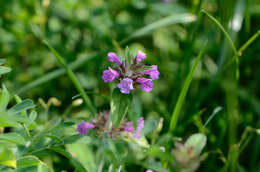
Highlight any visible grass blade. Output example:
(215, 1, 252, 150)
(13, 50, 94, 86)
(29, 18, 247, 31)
(169, 41, 207, 133)
(201, 10, 240, 79)
(15, 52, 98, 95)
(203, 106, 223, 128)
(120, 13, 196, 44)
(43, 40, 96, 116)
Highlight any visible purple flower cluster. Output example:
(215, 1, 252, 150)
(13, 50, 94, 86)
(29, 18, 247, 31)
(76, 112, 145, 140)
(124, 117, 144, 139)
(77, 120, 95, 135)
(102, 50, 159, 94)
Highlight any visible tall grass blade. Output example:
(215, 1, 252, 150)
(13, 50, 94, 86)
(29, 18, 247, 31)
(201, 10, 240, 79)
(169, 41, 207, 133)
(43, 40, 96, 116)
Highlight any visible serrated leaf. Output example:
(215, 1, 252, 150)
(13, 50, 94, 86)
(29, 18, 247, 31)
(0, 66, 11, 75)
(0, 84, 10, 112)
(0, 133, 27, 145)
(184, 133, 207, 156)
(110, 88, 133, 128)
(8, 99, 35, 114)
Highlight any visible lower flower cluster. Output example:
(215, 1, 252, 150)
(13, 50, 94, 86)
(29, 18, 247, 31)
(76, 112, 144, 139)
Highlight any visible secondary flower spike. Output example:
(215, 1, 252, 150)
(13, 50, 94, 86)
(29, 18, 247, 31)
(102, 50, 159, 94)
(77, 121, 95, 135)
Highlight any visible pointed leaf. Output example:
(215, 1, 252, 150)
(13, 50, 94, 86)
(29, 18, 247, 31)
(0, 84, 9, 112)
(8, 99, 35, 114)
(111, 88, 133, 128)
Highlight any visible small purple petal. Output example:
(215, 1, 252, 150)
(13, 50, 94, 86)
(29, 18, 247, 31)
(77, 120, 95, 135)
(141, 65, 159, 80)
(136, 78, 154, 92)
(134, 117, 144, 139)
(108, 52, 122, 66)
(124, 121, 134, 133)
(102, 68, 120, 82)
(136, 50, 146, 62)
(117, 78, 134, 94)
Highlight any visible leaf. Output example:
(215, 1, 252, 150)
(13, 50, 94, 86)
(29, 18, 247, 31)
(50, 146, 87, 172)
(0, 84, 10, 112)
(121, 13, 196, 44)
(0, 133, 27, 145)
(8, 99, 35, 114)
(17, 156, 41, 168)
(110, 88, 133, 128)
(0, 66, 12, 75)
(29, 110, 38, 121)
(0, 146, 16, 168)
(184, 133, 207, 156)
(0, 59, 6, 65)
(169, 41, 207, 133)
(0, 112, 20, 127)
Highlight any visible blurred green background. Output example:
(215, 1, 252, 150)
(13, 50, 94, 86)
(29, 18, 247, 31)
(0, 0, 260, 171)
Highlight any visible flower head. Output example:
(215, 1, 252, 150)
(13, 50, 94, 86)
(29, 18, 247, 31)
(102, 68, 120, 82)
(108, 52, 122, 66)
(136, 78, 154, 92)
(134, 117, 144, 139)
(117, 78, 134, 94)
(124, 121, 134, 133)
(103, 49, 159, 94)
(141, 65, 159, 80)
(136, 50, 146, 62)
(77, 120, 95, 135)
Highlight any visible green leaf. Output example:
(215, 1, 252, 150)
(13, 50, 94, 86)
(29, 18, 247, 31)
(0, 112, 20, 127)
(111, 88, 133, 128)
(50, 146, 87, 172)
(121, 13, 196, 44)
(0, 146, 16, 168)
(0, 59, 6, 65)
(8, 99, 35, 114)
(184, 133, 207, 156)
(0, 66, 12, 75)
(169, 41, 207, 133)
(0, 84, 10, 112)
(0, 133, 27, 145)
(29, 110, 37, 121)
(17, 156, 41, 168)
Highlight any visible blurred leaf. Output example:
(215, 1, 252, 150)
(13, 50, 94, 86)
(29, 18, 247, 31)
(184, 133, 207, 156)
(111, 88, 133, 128)
(121, 13, 196, 44)
(0, 59, 6, 65)
(8, 99, 35, 114)
(0, 84, 9, 112)
(0, 66, 12, 75)
(50, 146, 87, 172)
(17, 156, 42, 168)
(29, 110, 37, 121)
(0, 133, 27, 145)
(0, 146, 16, 168)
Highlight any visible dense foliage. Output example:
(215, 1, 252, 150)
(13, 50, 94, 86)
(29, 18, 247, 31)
(0, 0, 260, 171)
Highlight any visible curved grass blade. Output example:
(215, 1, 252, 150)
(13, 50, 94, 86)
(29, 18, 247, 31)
(15, 52, 98, 95)
(203, 106, 223, 128)
(120, 13, 196, 44)
(43, 40, 96, 116)
(201, 10, 239, 79)
(169, 41, 207, 133)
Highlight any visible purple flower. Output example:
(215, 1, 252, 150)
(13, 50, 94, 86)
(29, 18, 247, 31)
(117, 78, 134, 94)
(108, 52, 122, 66)
(141, 65, 159, 80)
(136, 78, 154, 92)
(146, 170, 153, 172)
(77, 120, 95, 135)
(124, 121, 134, 133)
(134, 117, 144, 139)
(102, 68, 120, 82)
(136, 50, 146, 62)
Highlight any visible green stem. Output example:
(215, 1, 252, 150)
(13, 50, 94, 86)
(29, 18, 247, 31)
(43, 40, 96, 116)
